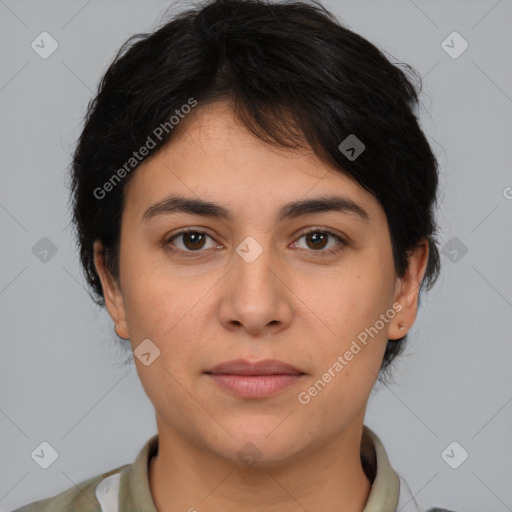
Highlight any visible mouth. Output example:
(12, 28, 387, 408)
(204, 359, 305, 399)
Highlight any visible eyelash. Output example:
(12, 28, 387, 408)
(164, 227, 347, 258)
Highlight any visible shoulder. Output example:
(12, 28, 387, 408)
(9, 464, 129, 512)
(397, 473, 459, 512)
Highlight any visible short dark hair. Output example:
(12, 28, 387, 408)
(68, 0, 441, 379)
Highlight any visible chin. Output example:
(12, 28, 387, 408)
(204, 426, 309, 468)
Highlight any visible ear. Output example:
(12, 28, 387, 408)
(388, 239, 429, 340)
(93, 240, 130, 340)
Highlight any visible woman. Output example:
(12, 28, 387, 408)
(13, 0, 457, 510)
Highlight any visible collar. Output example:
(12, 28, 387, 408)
(360, 426, 423, 511)
(96, 425, 422, 511)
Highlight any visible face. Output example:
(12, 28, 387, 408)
(94, 101, 428, 466)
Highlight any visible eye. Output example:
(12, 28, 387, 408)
(164, 227, 347, 258)
(292, 228, 347, 255)
(165, 229, 219, 256)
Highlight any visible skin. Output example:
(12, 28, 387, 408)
(94, 100, 429, 512)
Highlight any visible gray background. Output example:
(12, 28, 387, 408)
(1, 0, 511, 511)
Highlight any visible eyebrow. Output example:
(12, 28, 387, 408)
(141, 194, 371, 224)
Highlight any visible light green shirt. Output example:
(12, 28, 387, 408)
(11, 425, 450, 512)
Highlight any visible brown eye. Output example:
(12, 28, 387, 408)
(304, 232, 329, 250)
(180, 232, 207, 250)
(294, 229, 347, 255)
(166, 230, 218, 256)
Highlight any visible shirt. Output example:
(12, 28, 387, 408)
(11, 425, 456, 512)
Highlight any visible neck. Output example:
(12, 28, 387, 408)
(149, 418, 372, 512)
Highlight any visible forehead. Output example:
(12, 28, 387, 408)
(122, 101, 385, 225)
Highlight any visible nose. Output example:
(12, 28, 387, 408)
(217, 237, 293, 336)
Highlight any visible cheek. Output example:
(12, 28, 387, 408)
(296, 269, 393, 390)
(120, 256, 217, 365)
(122, 279, 197, 344)
(119, 244, 177, 334)
(297, 264, 392, 338)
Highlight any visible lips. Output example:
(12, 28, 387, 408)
(205, 359, 304, 376)
(204, 359, 305, 399)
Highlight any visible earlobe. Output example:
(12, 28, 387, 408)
(114, 323, 130, 340)
(390, 240, 430, 339)
(93, 240, 130, 339)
